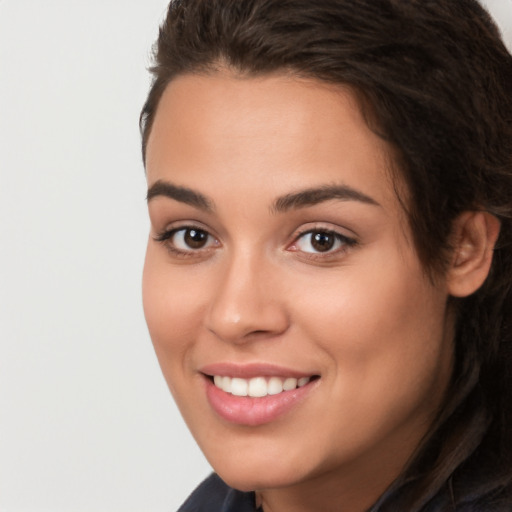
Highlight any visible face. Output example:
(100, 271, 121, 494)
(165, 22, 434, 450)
(143, 72, 454, 504)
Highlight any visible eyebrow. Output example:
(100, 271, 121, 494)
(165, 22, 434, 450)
(272, 184, 380, 212)
(146, 180, 380, 213)
(146, 180, 213, 212)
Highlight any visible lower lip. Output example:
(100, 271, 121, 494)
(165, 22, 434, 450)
(204, 377, 317, 426)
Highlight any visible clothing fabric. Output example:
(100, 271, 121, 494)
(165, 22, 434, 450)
(177, 473, 512, 511)
(177, 473, 261, 512)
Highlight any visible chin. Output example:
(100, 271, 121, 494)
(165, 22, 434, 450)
(206, 443, 317, 492)
(217, 466, 299, 493)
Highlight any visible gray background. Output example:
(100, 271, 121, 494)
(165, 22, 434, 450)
(0, 1, 510, 510)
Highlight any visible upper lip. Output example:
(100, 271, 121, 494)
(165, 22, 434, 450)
(199, 362, 318, 379)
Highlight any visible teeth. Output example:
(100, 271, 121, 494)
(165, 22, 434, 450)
(221, 376, 231, 393)
(298, 377, 309, 387)
(248, 377, 267, 398)
(212, 375, 312, 397)
(267, 377, 283, 395)
(231, 378, 248, 396)
(283, 377, 298, 391)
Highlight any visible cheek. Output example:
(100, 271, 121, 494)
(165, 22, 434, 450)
(303, 242, 445, 354)
(142, 246, 205, 371)
(296, 254, 450, 409)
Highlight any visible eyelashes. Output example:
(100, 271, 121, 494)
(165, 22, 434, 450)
(154, 226, 219, 257)
(154, 224, 357, 260)
(288, 229, 357, 255)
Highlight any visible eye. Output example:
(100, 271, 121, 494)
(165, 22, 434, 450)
(173, 227, 212, 250)
(291, 229, 356, 254)
(155, 226, 219, 254)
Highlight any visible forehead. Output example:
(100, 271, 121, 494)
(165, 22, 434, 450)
(145, 71, 402, 212)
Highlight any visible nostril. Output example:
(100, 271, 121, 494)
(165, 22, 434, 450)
(246, 329, 279, 338)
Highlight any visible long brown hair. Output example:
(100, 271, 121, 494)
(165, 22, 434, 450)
(140, 1, 512, 509)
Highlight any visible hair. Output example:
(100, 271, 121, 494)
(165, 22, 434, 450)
(140, 1, 512, 510)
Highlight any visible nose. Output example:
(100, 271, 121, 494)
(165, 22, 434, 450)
(204, 252, 289, 344)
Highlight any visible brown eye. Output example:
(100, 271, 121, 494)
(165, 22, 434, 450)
(293, 229, 355, 255)
(183, 228, 209, 249)
(310, 232, 336, 252)
(158, 226, 218, 253)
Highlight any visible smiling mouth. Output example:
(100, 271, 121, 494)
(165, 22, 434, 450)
(202, 370, 321, 425)
(208, 375, 320, 398)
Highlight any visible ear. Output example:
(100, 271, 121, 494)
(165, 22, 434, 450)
(447, 211, 500, 297)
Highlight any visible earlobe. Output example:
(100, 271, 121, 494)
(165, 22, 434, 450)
(447, 211, 500, 297)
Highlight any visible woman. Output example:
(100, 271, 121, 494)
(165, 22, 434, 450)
(140, 1, 512, 510)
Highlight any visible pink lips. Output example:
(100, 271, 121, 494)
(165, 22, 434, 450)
(200, 363, 319, 426)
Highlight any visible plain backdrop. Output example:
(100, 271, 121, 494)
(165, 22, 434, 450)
(0, 1, 511, 511)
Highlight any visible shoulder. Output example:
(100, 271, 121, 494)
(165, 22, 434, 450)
(177, 473, 259, 512)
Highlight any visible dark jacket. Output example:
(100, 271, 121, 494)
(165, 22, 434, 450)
(178, 473, 260, 512)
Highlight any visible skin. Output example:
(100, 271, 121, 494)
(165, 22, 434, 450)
(143, 72, 458, 512)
